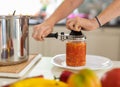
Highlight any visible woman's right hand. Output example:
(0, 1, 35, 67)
(32, 21, 54, 41)
(66, 17, 99, 31)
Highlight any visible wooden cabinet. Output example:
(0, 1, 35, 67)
(29, 25, 120, 60)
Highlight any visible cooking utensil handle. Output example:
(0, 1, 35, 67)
(46, 32, 58, 39)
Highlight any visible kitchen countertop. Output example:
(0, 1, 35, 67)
(29, 23, 120, 27)
(29, 19, 120, 27)
(0, 55, 120, 86)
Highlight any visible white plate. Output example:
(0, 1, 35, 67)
(51, 54, 113, 70)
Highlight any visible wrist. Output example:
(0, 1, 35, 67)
(90, 18, 101, 29)
(95, 16, 102, 27)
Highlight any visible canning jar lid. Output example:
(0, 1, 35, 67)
(68, 35, 86, 41)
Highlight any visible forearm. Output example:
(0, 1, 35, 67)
(97, 0, 120, 26)
(45, 0, 84, 25)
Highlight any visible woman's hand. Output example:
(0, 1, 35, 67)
(32, 21, 54, 41)
(66, 17, 99, 31)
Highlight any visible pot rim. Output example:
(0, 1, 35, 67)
(0, 15, 31, 19)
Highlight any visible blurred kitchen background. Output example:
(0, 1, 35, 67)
(0, 0, 120, 60)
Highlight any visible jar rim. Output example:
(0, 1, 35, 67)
(68, 35, 86, 41)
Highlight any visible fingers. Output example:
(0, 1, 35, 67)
(66, 19, 75, 30)
(32, 25, 44, 41)
(74, 23, 81, 31)
(32, 23, 53, 41)
(66, 17, 81, 31)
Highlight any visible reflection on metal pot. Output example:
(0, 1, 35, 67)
(0, 15, 29, 66)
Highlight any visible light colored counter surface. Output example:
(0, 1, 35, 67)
(0, 56, 120, 86)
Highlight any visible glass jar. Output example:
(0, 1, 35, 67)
(66, 35, 86, 66)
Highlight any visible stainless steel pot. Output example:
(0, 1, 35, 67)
(0, 15, 29, 66)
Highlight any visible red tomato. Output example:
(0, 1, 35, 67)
(101, 68, 120, 87)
